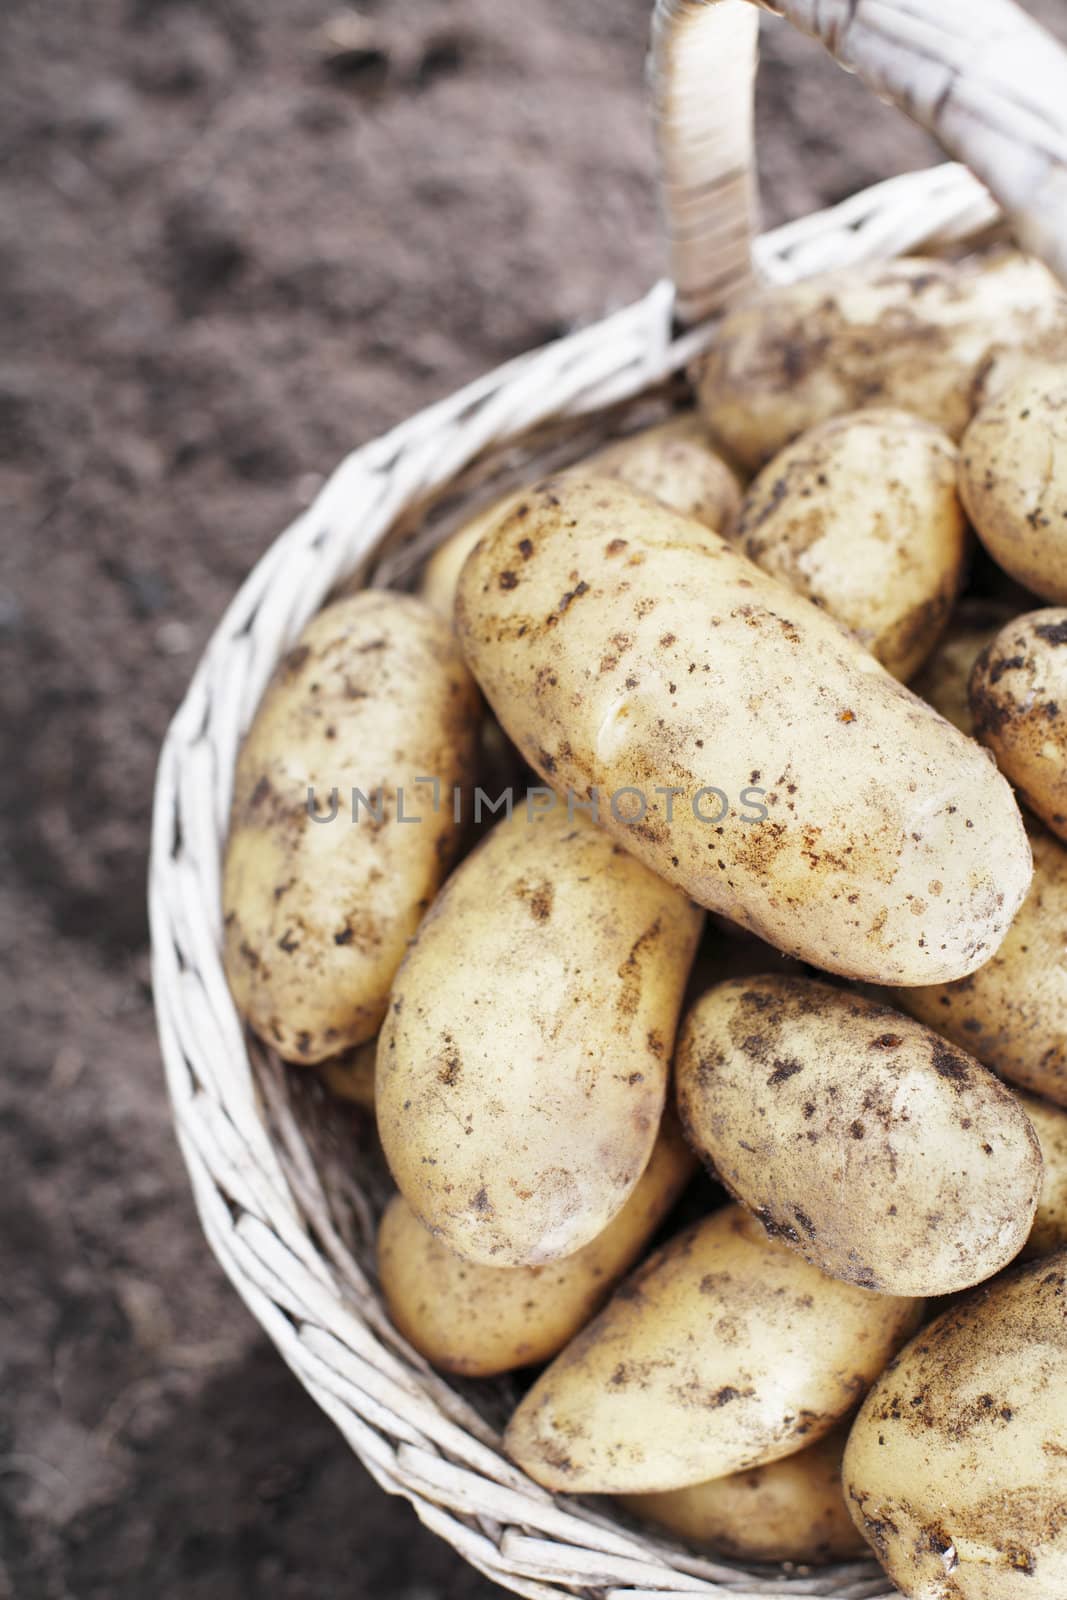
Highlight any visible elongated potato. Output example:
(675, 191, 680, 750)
(675, 975, 1041, 1296)
(456, 475, 1031, 986)
(734, 410, 967, 681)
(961, 371, 1067, 605)
(1018, 1093, 1067, 1261)
(505, 1204, 922, 1495)
(420, 415, 740, 622)
(911, 600, 1016, 736)
(897, 820, 1067, 1106)
(223, 592, 479, 1062)
(971, 608, 1067, 842)
(843, 1252, 1067, 1598)
(378, 1115, 696, 1376)
(617, 1425, 867, 1565)
(695, 252, 1067, 471)
(376, 806, 703, 1267)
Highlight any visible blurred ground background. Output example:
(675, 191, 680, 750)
(2, 2, 1065, 1596)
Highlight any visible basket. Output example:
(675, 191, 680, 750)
(149, 3, 1067, 1596)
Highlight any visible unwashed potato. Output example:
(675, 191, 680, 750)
(376, 806, 703, 1267)
(961, 371, 1067, 604)
(910, 600, 1016, 735)
(617, 1425, 867, 1566)
(675, 975, 1041, 1296)
(223, 592, 479, 1063)
(1017, 1093, 1067, 1261)
(505, 1203, 922, 1495)
(897, 820, 1067, 1107)
(316, 1037, 377, 1110)
(970, 608, 1067, 843)
(377, 1114, 696, 1377)
(455, 475, 1031, 986)
(695, 251, 1067, 472)
(734, 409, 967, 681)
(419, 414, 740, 621)
(843, 1251, 1067, 1598)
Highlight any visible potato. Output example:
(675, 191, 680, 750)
(675, 975, 1041, 1296)
(734, 410, 967, 681)
(455, 474, 1032, 986)
(222, 592, 479, 1063)
(695, 252, 1067, 471)
(1018, 1093, 1067, 1261)
(961, 371, 1067, 605)
(911, 600, 1016, 736)
(897, 820, 1067, 1107)
(843, 1251, 1067, 1598)
(376, 806, 703, 1266)
(504, 1203, 921, 1494)
(970, 608, 1067, 843)
(420, 415, 740, 623)
(315, 1038, 377, 1110)
(377, 1114, 696, 1376)
(617, 1425, 867, 1565)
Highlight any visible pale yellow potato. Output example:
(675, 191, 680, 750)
(734, 409, 967, 681)
(910, 600, 1016, 736)
(377, 1115, 696, 1376)
(223, 592, 479, 1063)
(455, 475, 1032, 987)
(843, 1251, 1067, 1598)
(505, 1203, 921, 1495)
(315, 1038, 377, 1110)
(897, 820, 1067, 1107)
(675, 975, 1041, 1296)
(961, 372, 1067, 605)
(617, 1425, 867, 1565)
(695, 252, 1067, 472)
(420, 415, 740, 623)
(1017, 1093, 1067, 1261)
(970, 608, 1067, 843)
(376, 806, 703, 1267)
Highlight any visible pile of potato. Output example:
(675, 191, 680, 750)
(222, 249, 1067, 1598)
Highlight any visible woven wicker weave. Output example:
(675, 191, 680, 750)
(150, 2, 1067, 1595)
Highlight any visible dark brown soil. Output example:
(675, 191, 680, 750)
(2, 1, 1064, 1595)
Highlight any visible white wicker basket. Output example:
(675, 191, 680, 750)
(150, 3, 1067, 1596)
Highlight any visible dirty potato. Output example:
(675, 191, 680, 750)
(911, 600, 1016, 735)
(455, 475, 1031, 987)
(695, 252, 1067, 472)
(376, 806, 703, 1267)
(222, 592, 479, 1063)
(675, 975, 1041, 1296)
(377, 1114, 696, 1376)
(504, 1203, 921, 1494)
(734, 410, 967, 681)
(970, 608, 1067, 843)
(1017, 1093, 1067, 1261)
(617, 1425, 866, 1565)
(420, 414, 740, 623)
(897, 820, 1067, 1107)
(843, 1252, 1067, 1598)
(961, 371, 1067, 604)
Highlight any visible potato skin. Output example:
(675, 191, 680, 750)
(735, 409, 967, 681)
(377, 1115, 696, 1377)
(961, 372, 1067, 605)
(455, 474, 1031, 986)
(695, 252, 1067, 472)
(504, 1204, 922, 1495)
(315, 1038, 377, 1110)
(843, 1252, 1067, 1598)
(1017, 1093, 1067, 1261)
(675, 975, 1041, 1296)
(897, 820, 1067, 1107)
(222, 592, 479, 1063)
(911, 600, 1016, 736)
(617, 1425, 867, 1565)
(419, 415, 740, 622)
(376, 807, 703, 1267)
(970, 608, 1067, 843)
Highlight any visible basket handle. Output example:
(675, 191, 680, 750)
(651, 0, 1067, 323)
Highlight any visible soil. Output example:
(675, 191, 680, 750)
(2, 1, 1064, 1596)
